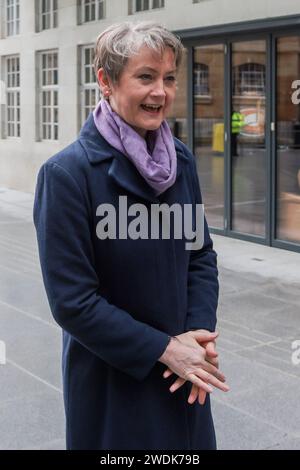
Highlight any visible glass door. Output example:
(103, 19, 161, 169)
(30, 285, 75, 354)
(193, 44, 225, 229)
(276, 36, 300, 244)
(190, 34, 300, 251)
(231, 40, 267, 237)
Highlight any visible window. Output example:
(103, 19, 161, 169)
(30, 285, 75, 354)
(38, 51, 58, 140)
(80, 45, 100, 126)
(152, 0, 164, 7)
(130, 0, 164, 13)
(38, 0, 58, 31)
(136, 0, 149, 10)
(5, 55, 20, 137)
(233, 63, 266, 96)
(6, 0, 20, 36)
(194, 63, 209, 96)
(79, 0, 105, 23)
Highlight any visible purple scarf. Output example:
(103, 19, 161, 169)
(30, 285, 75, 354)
(93, 99, 177, 196)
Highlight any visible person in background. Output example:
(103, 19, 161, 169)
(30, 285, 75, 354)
(231, 110, 245, 156)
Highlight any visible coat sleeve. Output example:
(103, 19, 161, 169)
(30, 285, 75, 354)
(184, 152, 219, 333)
(33, 161, 170, 382)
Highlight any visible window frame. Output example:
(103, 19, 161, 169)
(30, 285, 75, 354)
(37, 50, 59, 141)
(4, 54, 21, 139)
(79, 0, 105, 24)
(5, 0, 20, 37)
(79, 45, 100, 128)
(193, 62, 210, 96)
(130, 0, 164, 14)
(234, 62, 266, 97)
(37, 0, 58, 32)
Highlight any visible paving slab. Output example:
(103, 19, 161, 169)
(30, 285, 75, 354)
(1, 187, 300, 450)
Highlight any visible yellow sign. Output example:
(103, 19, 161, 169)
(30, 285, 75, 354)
(212, 122, 224, 152)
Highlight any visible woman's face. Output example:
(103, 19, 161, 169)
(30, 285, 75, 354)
(99, 46, 177, 138)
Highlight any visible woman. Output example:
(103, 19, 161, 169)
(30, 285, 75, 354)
(33, 21, 229, 450)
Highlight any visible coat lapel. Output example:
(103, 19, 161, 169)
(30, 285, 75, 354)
(79, 113, 189, 203)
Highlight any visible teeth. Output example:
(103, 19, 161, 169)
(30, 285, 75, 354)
(142, 104, 161, 109)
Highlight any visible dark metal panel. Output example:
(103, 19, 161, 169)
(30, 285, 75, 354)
(271, 34, 277, 245)
(175, 14, 300, 41)
(187, 45, 194, 153)
(225, 40, 231, 234)
(210, 227, 267, 246)
(265, 33, 272, 246)
(272, 239, 300, 253)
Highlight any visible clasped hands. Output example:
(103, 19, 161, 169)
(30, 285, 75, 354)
(159, 330, 229, 405)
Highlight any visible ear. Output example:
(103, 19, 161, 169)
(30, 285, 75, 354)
(97, 68, 109, 88)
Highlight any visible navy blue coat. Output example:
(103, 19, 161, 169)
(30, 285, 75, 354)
(33, 113, 219, 450)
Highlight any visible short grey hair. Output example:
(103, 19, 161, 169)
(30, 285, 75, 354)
(93, 21, 184, 84)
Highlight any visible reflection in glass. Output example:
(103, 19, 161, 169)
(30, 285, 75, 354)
(167, 48, 187, 144)
(276, 36, 300, 243)
(231, 40, 266, 236)
(193, 44, 225, 229)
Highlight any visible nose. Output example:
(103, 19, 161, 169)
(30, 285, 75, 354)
(150, 80, 167, 100)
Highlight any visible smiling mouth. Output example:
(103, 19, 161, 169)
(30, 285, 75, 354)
(140, 104, 163, 114)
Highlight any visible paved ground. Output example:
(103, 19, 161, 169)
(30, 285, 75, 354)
(0, 186, 300, 450)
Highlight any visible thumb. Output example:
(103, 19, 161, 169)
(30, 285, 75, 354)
(191, 330, 219, 343)
(205, 341, 218, 357)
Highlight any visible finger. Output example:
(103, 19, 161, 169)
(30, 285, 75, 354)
(202, 341, 218, 356)
(192, 331, 219, 343)
(185, 373, 213, 394)
(188, 384, 199, 405)
(196, 368, 229, 392)
(202, 360, 226, 382)
(206, 356, 219, 368)
(163, 369, 173, 379)
(198, 388, 207, 406)
(203, 343, 219, 366)
(205, 351, 219, 365)
(206, 341, 219, 358)
(169, 377, 186, 393)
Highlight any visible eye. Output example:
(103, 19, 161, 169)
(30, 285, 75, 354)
(139, 74, 152, 81)
(165, 76, 176, 82)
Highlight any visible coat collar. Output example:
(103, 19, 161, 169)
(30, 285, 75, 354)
(79, 113, 189, 202)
